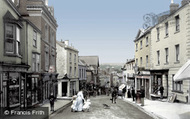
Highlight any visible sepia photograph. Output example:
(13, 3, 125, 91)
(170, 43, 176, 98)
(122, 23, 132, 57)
(0, 0, 190, 119)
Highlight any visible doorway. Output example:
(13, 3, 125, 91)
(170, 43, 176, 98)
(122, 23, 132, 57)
(62, 82, 67, 96)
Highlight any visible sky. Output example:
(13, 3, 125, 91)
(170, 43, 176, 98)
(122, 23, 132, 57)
(48, 0, 182, 64)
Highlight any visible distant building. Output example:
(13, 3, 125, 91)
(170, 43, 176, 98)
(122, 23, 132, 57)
(121, 59, 135, 90)
(79, 56, 100, 88)
(78, 59, 87, 90)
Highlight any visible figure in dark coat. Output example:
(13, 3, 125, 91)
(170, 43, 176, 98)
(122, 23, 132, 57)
(49, 93, 55, 111)
(131, 87, 135, 101)
(140, 86, 145, 106)
(111, 88, 118, 103)
(159, 86, 164, 99)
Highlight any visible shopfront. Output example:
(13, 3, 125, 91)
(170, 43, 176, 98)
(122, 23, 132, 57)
(0, 64, 28, 109)
(26, 73, 42, 108)
(150, 70, 169, 99)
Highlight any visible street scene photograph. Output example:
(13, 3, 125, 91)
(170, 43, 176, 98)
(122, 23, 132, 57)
(0, 0, 190, 119)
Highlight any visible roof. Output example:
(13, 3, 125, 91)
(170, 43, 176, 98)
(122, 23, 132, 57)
(79, 56, 99, 67)
(78, 59, 87, 66)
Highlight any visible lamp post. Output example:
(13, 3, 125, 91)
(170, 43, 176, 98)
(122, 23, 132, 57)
(134, 63, 138, 93)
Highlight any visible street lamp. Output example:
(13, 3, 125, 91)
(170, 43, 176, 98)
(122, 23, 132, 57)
(134, 63, 138, 93)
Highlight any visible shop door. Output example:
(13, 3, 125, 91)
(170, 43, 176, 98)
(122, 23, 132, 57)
(62, 82, 67, 96)
(146, 80, 149, 99)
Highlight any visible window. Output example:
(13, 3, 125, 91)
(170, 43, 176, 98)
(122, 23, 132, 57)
(51, 49, 55, 67)
(157, 50, 160, 65)
(69, 66, 72, 77)
(146, 37, 149, 46)
(32, 53, 40, 72)
(172, 75, 183, 92)
(175, 15, 180, 31)
(175, 44, 180, 62)
(165, 48, 169, 64)
(146, 55, 148, 67)
(74, 54, 76, 63)
(45, 45, 49, 71)
(157, 27, 160, 41)
(52, 31, 55, 47)
(140, 57, 142, 66)
(5, 23, 21, 55)
(165, 22, 169, 36)
(136, 59, 138, 66)
(45, 25, 49, 42)
(74, 67, 76, 77)
(69, 53, 72, 63)
(136, 43, 138, 51)
(140, 41, 142, 49)
(33, 30, 37, 47)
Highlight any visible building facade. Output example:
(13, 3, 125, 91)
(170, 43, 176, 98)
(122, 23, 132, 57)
(150, 1, 190, 103)
(134, 0, 190, 103)
(78, 59, 87, 90)
(122, 59, 135, 90)
(17, 0, 58, 101)
(56, 40, 79, 97)
(134, 28, 152, 99)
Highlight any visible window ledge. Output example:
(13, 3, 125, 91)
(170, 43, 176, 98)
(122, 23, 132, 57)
(5, 53, 22, 58)
(171, 90, 183, 94)
(156, 40, 160, 42)
(164, 62, 169, 65)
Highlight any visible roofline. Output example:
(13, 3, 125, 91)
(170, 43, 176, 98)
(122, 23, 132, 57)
(6, 0, 21, 16)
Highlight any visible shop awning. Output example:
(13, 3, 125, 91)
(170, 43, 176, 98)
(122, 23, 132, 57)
(119, 84, 126, 90)
(174, 60, 190, 81)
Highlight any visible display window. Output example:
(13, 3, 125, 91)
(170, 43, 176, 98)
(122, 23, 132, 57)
(9, 73, 20, 107)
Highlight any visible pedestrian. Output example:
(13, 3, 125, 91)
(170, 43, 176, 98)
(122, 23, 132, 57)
(131, 87, 135, 101)
(127, 89, 131, 98)
(111, 87, 118, 103)
(159, 85, 164, 99)
(49, 93, 55, 112)
(122, 86, 126, 98)
(73, 89, 85, 112)
(140, 86, 145, 106)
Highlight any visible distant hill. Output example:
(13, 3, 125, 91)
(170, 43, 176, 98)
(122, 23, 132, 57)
(100, 63, 124, 72)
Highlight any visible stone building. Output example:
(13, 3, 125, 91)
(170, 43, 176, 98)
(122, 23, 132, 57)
(56, 40, 79, 97)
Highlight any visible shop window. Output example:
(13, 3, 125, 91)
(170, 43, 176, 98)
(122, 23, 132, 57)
(9, 73, 20, 107)
(172, 75, 183, 92)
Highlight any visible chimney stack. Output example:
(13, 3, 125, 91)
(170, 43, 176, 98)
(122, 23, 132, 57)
(181, 0, 190, 6)
(170, 0, 179, 14)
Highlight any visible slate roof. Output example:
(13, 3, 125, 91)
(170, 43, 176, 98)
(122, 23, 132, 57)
(79, 56, 99, 67)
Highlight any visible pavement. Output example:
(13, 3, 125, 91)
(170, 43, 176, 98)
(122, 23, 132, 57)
(39, 96, 190, 119)
(123, 97, 190, 119)
(40, 97, 72, 117)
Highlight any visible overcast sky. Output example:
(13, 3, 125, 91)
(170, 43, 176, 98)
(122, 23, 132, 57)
(49, 0, 182, 64)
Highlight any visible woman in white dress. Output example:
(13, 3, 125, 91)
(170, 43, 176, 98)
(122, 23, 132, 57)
(74, 90, 84, 111)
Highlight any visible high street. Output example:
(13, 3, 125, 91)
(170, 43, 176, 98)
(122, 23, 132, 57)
(50, 95, 154, 119)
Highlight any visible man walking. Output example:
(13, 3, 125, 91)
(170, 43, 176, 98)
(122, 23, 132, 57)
(122, 86, 126, 99)
(140, 86, 145, 106)
(159, 85, 164, 99)
(131, 87, 135, 101)
(49, 93, 55, 112)
(111, 88, 118, 103)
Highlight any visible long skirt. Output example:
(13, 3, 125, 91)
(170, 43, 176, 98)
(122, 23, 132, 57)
(74, 97, 83, 111)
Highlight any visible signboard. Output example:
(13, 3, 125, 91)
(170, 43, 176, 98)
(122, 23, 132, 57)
(49, 65, 55, 73)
